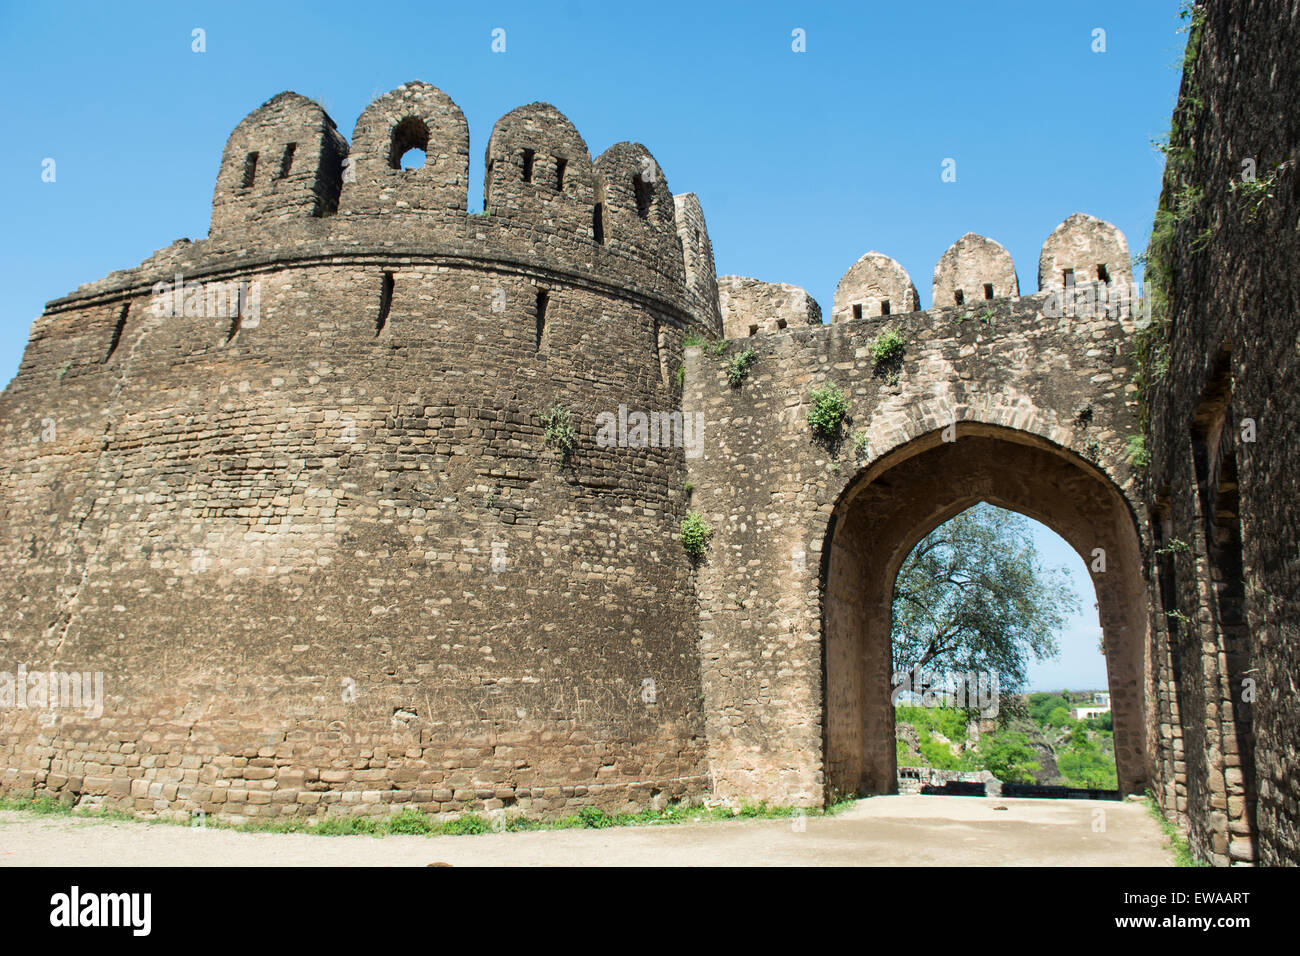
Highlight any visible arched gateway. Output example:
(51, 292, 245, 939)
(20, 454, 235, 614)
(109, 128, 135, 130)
(686, 223, 1151, 807)
(822, 423, 1148, 798)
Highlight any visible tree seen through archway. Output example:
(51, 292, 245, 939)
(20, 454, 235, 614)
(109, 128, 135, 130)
(891, 502, 1119, 789)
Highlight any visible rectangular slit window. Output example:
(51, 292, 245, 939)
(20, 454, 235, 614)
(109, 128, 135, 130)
(555, 157, 567, 191)
(535, 290, 549, 351)
(954, 290, 964, 305)
(1063, 268, 1075, 287)
(278, 143, 297, 179)
(105, 302, 129, 361)
(633, 176, 652, 218)
(1097, 264, 1110, 282)
(880, 300, 891, 315)
(376, 272, 394, 336)
(983, 283, 994, 299)
(776, 318, 787, 330)
(749, 324, 759, 336)
(852, 304, 863, 320)
(241, 151, 259, 189)
(653, 322, 669, 386)
(593, 203, 604, 244)
(226, 282, 249, 343)
(522, 149, 535, 183)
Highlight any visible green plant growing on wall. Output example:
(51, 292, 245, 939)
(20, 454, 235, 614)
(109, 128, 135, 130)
(869, 328, 905, 367)
(1125, 433, 1150, 469)
(870, 328, 906, 387)
(1132, 0, 1210, 443)
(853, 429, 870, 459)
(680, 510, 713, 560)
(673, 363, 685, 389)
(682, 331, 706, 347)
(1156, 538, 1190, 556)
(539, 403, 577, 456)
(706, 339, 730, 357)
(725, 348, 757, 387)
(807, 382, 848, 441)
(1229, 160, 1293, 221)
(1145, 793, 1205, 867)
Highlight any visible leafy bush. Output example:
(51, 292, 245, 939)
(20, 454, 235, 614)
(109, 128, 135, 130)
(853, 429, 870, 459)
(680, 511, 713, 559)
(578, 806, 615, 828)
(916, 730, 974, 771)
(1058, 735, 1118, 789)
(1046, 705, 1073, 727)
(386, 808, 436, 834)
(539, 403, 577, 455)
(1027, 693, 1070, 724)
(440, 812, 492, 835)
(725, 348, 757, 387)
(807, 382, 848, 439)
(977, 730, 1041, 784)
(1086, 711, 1114, 732)
(895, 704, 969, 743)
(1125, 433, 1150, 469)
(869, 328, 905, 368)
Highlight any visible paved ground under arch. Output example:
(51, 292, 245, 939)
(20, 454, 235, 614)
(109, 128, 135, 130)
(0, 795, 1173, 866)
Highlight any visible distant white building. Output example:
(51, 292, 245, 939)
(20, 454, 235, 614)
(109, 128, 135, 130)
(1072, 692, 1111, 720)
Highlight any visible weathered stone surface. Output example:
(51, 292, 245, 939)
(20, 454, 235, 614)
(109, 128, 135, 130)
(684, 287, 1147, 807)
(0, 80, 713, 825)
(210, 92, 349, 237)
(1038, 213, 1132, 297)
(932, 233, 1019, 307)
(832, 252, 919, 322)
(1, 21, 1297, 868)
(717, 276, 821, 338)
(1141, 1, 1300, 867)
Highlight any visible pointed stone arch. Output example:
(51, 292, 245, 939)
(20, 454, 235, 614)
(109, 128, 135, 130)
(821, 422, 1150, 799)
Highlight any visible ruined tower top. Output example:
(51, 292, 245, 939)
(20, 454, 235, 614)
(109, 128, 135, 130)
(51, 80, 723, 339)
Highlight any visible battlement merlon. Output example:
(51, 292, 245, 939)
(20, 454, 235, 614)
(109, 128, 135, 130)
(43, 81, 722, 334)
(719, 276, 821, 339)
(729, 214, 1133, 337)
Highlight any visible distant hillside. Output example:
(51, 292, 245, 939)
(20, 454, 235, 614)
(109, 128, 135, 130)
(895, 690, 1117, 788)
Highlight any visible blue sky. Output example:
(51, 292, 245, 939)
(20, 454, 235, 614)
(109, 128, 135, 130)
(0, 0, 1187, 384)
(0, 1, 1186, 688)
(1025, 524, 1107, 693)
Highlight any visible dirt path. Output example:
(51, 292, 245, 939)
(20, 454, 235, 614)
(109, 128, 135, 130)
(0, 795, 1173, 866)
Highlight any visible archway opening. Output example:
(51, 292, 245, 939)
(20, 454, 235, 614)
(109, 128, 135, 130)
(821, 424, 1149, 801)
(890, 502, 1119, 794)
(389, 116, 430, 170)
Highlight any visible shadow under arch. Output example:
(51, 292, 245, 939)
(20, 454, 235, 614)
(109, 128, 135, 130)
(820, 422, 1150, 800)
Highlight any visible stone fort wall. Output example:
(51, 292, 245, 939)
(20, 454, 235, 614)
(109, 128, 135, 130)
(0, 82, 720, 821)
(1143, 1, 1299, 866)
(1, 12, 1298, 867)
(683, 247, 1148, 808)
